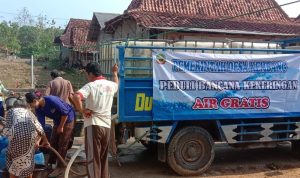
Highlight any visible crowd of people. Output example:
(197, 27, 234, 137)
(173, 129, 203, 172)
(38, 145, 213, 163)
(0, 62, 119, 178)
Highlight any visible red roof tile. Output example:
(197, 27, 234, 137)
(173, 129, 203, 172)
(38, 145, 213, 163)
(127, 0, 290, 23)
(105, 11, 300, 36)
(104, 0, 300, 36)
(72, 28, 97, 52)
(59, 18, 96, 52)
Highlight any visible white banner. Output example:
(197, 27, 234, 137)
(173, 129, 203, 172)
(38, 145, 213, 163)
(153, 51, 300, 120)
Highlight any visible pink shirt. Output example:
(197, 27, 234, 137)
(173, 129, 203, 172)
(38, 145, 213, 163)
(45, 77, 74, 105)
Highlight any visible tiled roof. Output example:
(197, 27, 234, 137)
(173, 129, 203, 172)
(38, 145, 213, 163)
(72, 28, 97, 52)
(127, 11, 300, 35)
(87, 12, 120, 41)
(58, 18, 96, 52)
(105, 0, 300, 36)
(94, 12, 120, 30)
(127, 0, 290, 23)
(59, 19, 91, 47)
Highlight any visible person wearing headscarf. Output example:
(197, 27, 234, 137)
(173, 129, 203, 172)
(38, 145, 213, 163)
(2, 98, 49, 178)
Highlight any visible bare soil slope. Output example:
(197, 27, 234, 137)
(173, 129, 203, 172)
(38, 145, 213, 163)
(0, 58, 32, 88)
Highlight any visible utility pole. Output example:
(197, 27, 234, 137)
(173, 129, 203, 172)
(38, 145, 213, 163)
(31, 55, 34, 88)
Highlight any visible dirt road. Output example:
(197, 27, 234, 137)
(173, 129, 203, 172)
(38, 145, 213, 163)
(109, 142, 300, 178)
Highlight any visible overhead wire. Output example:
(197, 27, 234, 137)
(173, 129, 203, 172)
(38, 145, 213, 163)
(0, 10, 69, 21)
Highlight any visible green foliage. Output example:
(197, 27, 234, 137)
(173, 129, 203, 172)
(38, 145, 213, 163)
(0, 21, 21, 53)
(17, 25, 38, 57)
(35, 59, 87, 90)
(0, 7, 63, 59)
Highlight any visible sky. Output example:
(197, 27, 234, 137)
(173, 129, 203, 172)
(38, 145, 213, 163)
(0, 0, 133, 27)
(0, 0, 299, 27)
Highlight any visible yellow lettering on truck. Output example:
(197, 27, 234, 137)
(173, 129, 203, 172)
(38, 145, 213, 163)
(135, 93, 153, 111)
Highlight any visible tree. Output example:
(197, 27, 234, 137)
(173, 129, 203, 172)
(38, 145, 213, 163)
(7, 22, 21, 53)
(0, 21, 10, 45)
(15, 7, 34, 26)
(0, 21, 20, 53)
(17, 25, 38, 57)
(34, 15, 63, 59)
(0, 7, 63, 59)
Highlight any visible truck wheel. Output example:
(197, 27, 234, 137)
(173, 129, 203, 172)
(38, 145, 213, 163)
(167, 127, 214, 176)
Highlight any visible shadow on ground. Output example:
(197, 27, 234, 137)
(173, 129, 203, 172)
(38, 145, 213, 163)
(109, 142, 300, 178)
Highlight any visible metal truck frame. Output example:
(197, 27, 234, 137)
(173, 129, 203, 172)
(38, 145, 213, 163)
(107, 40, 300, 176)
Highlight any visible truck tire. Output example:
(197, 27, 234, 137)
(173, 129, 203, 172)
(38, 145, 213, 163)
(167, 126, 214, 176)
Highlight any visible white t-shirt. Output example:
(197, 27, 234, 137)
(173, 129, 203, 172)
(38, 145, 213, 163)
(78, 78, 118, 128)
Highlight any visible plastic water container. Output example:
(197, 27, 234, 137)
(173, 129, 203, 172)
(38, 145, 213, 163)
(0, 137, 8, 152)
(34, 151, 45, 166)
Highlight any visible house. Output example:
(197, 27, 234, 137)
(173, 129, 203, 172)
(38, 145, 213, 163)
(54, 18, 97, 67)
(87, 12, 120, 64)
(103, 0, 300, 42)
(87, 12, 120, 42)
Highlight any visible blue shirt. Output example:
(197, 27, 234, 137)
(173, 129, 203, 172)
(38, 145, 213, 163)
(36, 96, 75, 128)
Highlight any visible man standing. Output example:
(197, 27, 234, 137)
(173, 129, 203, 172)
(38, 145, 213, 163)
(45, 69, 74, 105)
(72, 62, 118, 178)
(45, 69, 75, 153)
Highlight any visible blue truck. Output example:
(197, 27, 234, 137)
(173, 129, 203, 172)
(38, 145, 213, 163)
(101, 39, 300, 176)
